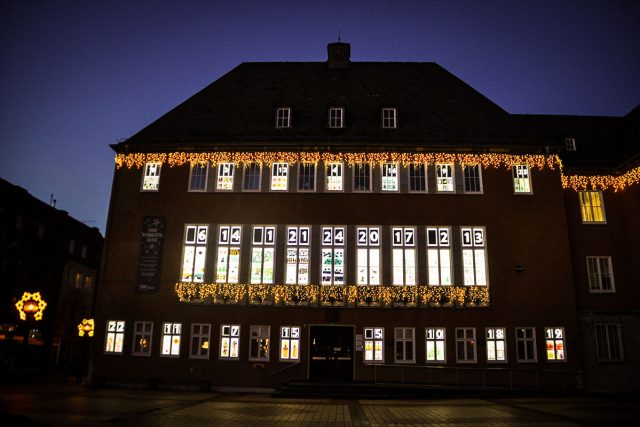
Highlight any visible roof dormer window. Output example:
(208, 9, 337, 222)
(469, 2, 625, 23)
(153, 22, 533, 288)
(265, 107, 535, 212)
(381, 108, 397, 129)
(328, 107, 344, 128)
(565, 138, 576, 151)
(275, 107, 291, 128)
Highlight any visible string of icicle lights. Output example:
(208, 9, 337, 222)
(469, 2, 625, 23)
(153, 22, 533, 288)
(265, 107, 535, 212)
(114, 151, 640, 192)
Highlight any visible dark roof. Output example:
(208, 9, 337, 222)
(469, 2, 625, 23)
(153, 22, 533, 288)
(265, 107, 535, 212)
(114, 62, 549, 152)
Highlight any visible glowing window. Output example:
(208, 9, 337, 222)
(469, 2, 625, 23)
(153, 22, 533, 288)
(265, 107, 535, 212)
(220, 324, 240, 360)
(381, 163, 399, 191)
(141, 162, 161, 191)
(394, 327, 415, 363)
(381, 108, 397, 128)
(427, 227, 452, 285)
(190, 323, 211, 360)
(271, 162, 289, 191)
(132, 321, 153, 357)
(161, 322, 181, 357)
(463, 165, 482, 193)
(461, 227, 487, 286)
(216, 225, 242, 283)
(280, 326, 300, 361)
(486, 327, 507, 362)
(425, 327, 446, 362)
(321, 226, 345, 285)
(436, 163, 454, 192)
(356, 227, 381, 285)
(545, 327, 566, 361)
(188, 163, 208, 191)
(353, 163, 371, 192)
(249, 325, 270, 361)
(181, 225, 208, 283)
(516, 327, 537, 362)
(250, 226, 276, 284)
(216, 163, 234, 191)
(455, 327, 476, 363)
(512, 165, 532, 193)
(579, 191, 606, 223)
(391, 227, 416, 285)
(286, 226, 310, 285)
(364, 327, 384, 363)
(104, 320, 125, 354)
(275, 107, 291, 128)
(328, 107, 344, 128)
(325, 162, 343, 191)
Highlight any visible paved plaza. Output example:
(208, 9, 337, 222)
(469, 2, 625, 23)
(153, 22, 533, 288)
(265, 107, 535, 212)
(0, 380, 638, 426)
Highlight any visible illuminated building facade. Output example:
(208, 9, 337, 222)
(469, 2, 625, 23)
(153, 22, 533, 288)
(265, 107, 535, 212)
(93, 43, 639, 392)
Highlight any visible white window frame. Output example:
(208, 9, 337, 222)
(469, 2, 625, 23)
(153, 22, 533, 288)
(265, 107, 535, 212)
(436, 163, 454, 192)
(280, 326, 301, 361)
(285, 226, 311, 285)
(180, 225, 208, 283)
(189, 323, 211, 360)
(275, 107, 292, 128)
(381, 162, 399, 192)
(381, 107, 397, 129)
(325, 162, 344, 191)
(364, 327, 384, 363)
(328, 107, 344, 128)
(141, 162, 161, 191)
(587, 256, 615, 292)
(544, 327, 567, 362)
(297, 163, 316, 192)
(132, 321, 153, 357)
(565, 137, 576, 151)
(594, 323, 624, 362)
(427, 227, 452, 286)
(249, 325, 270, 361)
(219, 324, 240, 360)
(250, 226, 276, 284)
(391, 227, 416, 285)
(270, 162, 289, 191)
(353, 163, 372, 192)
(104, 320, 125, 355)
(161, 322, 182, 358)
(485, 327, 507, 363)
(455, 327, 477, 363)
(425, 327, 446, 363)
(408, 163, 428, 193)
(216, 225, 242, 283)
(394, 327, 415, 363)
(188, 162, 209, 192)
(321, 226, 346, 285)
(242, 162, 262, 192)
(579, 191, 606, 223)
(462, 164, 483, 193)
(512, 164, 532, 194)
(216, 163, 235, 191)
(515, 327, 537, 362)
(356, 226, 381, 285)
(461, 227, 487, 286)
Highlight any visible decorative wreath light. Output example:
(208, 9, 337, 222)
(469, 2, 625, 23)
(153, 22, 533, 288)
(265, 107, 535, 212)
(115, 151, 640, 192)
(77, 318, 95, 337)
(15, 292, 47, 321)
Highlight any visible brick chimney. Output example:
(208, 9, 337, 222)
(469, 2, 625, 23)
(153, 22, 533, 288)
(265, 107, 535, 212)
(327, 42, 350, 69)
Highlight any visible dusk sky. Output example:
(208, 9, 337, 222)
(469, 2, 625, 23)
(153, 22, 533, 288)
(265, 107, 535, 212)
(1, 1, 639, 234)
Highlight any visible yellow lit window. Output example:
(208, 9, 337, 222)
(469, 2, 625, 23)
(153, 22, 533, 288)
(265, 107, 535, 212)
(579, 191, 605, 223)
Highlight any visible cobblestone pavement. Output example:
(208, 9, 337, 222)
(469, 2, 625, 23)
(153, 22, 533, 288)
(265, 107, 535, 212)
(1, 381, 638, 426)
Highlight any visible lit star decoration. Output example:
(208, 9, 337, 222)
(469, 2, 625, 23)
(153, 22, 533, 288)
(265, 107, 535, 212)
(115, 151, 640, 192)
(77, 318, 95, 337)
(15, 292, 47, 321)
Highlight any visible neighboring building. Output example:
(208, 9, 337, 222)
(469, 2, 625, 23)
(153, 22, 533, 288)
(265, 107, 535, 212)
(0, 177, 104, 371)
(92, 43, 639, 393)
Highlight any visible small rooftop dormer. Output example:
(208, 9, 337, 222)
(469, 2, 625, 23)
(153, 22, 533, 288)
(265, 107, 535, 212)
(327, 41, 350, 69)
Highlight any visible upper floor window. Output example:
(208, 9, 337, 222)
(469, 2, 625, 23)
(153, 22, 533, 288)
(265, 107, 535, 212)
(216, 163, 234, 191)
(436, 163, 454, 192)
(463, 165, 482, 193)
(250, 226, 275, 284)
(271, 163, 289, 191)
(512, 165, 532, 194)
(427, 227, 452, 285)
(321, 226, 346, 285)
(356, 226, 381, 285)
(409, 163, 427, 192)
(325, 162, 343, 191)
(587, 256, 615, 292)
(328, 107, 344, 128)
(216, 225, 242, 283)
(141, 162, 161, 191)
(565, 138, 576, 151)
(180, 225, 208, 283)
(275, 107, 291, 128)
(579, 191, 606, 223)
(189, 162, 208, 191)
(243, 162, 262, 191)
(594, 323, 623, 362)
(381, 163, 399, 191)
(391, 227, 416, 285)
(286, 226, 310, 285)
(353, 163, 371, 192)
(461, 227, 487, 286)
(381, 108, 397, 129)
(298, 163, 316, 191)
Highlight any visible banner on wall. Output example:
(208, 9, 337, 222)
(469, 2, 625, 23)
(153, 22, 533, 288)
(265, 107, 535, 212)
(136, 216, 165, 293)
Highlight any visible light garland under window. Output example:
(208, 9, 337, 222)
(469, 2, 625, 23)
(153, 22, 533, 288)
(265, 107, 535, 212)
(115, 151, 640, 192)
(174, 283, 490, 307)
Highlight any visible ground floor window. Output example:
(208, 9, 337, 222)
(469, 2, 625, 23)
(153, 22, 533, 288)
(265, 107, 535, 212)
(516, 327, 536, 362)
(394, 327, 415, 363)
(594, 323, 623, 362)
(104, 320, 125, 354)
(280, 326, 300, 361)
(425, 327, 446, 362)
(364, 327, 384, 363)
(220, 324, 240, 360)
(249, 325, 270, 361)
(545, 327, 566, 361)
(161, 322, 181, 357)
(456, 327, 476, 362)
(132, 321, 153, 357)
(485, 327, 506, 362)
(190, 323, 211, 359)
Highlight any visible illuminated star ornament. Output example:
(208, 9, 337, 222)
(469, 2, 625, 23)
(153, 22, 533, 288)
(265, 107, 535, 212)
(78, 318, 95, 337)
(15, 292, 47, 321)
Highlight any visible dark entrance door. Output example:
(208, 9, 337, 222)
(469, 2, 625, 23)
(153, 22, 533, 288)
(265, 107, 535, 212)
(309, 325, 354, 382)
